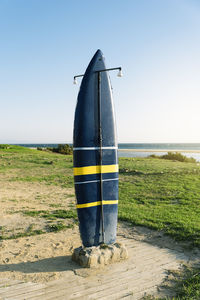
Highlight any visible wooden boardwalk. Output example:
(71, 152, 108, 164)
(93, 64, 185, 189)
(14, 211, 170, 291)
(0, 236, 189, 300)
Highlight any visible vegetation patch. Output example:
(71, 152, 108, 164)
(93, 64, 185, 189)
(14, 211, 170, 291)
(0, 229, 45, 240)
(144, 265, 200, 300)
(0, 144, 10, 149)
(46, 221, 74, 232)
(23, 209, 77, 220)
(149, 152, 197, 163)
(0, 144, 34, 152)
(49, 203, 62, 208)
(171, 265, 200, 299)
(43, 144, 73, 155)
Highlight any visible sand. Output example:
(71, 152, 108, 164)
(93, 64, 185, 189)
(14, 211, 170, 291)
(119, 149, 200, 153)
(0, 180, 79, 283)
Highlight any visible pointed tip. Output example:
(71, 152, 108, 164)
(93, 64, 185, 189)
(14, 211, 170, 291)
(88, 49, 104, 64)
(83, 49, 105, 76)
(95, 49, 103, 56)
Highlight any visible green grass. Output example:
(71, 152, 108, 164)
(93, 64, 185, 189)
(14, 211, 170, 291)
(1, 144, 200, 298)
(12, 174, 73, 188)
(1, 145, 199, 246)
(47, 222, 74, 232)
(49, 203, 62, 208)
(118, 157, 200, 247)
(0, 229, 45, 240)
(0, 144, 74, 187)
(171, 265, 200, 300)
(23, 209, 77, 220)
(144, 265, 200, 300)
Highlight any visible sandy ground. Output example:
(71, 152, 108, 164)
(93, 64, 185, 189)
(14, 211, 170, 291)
(1, 220, 200, 285)
(0, 181, 74, 214)
(0, 181, 79, 283)
(0, 228, 81, 283)
(0, 180, 200, 297)
(119, 149, 200, 153)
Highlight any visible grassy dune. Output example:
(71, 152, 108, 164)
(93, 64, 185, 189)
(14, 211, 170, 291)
(0, 145, 200, 298)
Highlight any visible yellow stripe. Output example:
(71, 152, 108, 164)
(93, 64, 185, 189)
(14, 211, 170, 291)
(74, 164, 118, 176)
(76, 200, 118, 209)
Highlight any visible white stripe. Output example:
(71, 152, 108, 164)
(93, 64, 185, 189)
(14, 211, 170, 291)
(103, 178, 119, 182)
(73, 146, 118, 151)
(75, 178, 118, 185)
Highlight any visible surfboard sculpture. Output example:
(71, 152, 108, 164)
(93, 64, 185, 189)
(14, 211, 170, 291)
(73, 49, 120, 247)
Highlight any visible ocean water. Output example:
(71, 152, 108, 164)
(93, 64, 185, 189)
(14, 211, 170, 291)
(118, 143, 200, 161)
(118, 150, 200, 162)
(15, 143, 200, 162)
(118, 143, 200, 151)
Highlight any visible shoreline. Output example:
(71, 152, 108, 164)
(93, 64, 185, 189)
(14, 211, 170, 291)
(119, 149, 200, 153)
(21, 146, 200, 154)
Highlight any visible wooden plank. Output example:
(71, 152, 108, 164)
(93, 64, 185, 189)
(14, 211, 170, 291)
(26, 246, 181, 300)
(0, 283, 45, 299)
(0, 279, 14, 284)
(45, 276, 83, 289)
(32, 278, 85, 300)
(82, 274, 163, 300)
(69, 271, 163, 299)
(5, 287, 47, 300)
(29, 267, 164, 300)
(0, 237, 186, 300)
(0, 281, 22, 289)
(0, 283, 38, 295)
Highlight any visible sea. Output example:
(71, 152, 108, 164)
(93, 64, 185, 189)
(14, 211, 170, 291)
(16, 143, 200, 162)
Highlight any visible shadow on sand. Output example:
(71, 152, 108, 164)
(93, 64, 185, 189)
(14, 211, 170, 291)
(0, 255, 81, 274)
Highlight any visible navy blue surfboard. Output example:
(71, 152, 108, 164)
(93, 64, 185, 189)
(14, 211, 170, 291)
(73, 49, 118, 247)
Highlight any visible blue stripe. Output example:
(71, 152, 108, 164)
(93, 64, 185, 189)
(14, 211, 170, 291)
(73, 149, 118, 168)
(75, 180, 118, 205)
(77, 204, 118, 247)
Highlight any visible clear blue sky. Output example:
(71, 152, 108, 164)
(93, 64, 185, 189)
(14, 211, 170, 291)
(0, 0, 200, 143)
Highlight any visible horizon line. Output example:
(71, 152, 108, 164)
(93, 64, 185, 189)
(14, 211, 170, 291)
(1, 142, 200, 145)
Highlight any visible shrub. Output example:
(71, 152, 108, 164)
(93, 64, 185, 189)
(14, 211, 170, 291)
(149, 152, 196, 163)
(52, 144, 73, 155)
(0, 144, 9, 149)
(162, 152, 196, 163)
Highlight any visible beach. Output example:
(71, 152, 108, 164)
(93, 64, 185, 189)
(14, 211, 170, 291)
(119, 149, 200, 153)
(118, 148, 200, 162)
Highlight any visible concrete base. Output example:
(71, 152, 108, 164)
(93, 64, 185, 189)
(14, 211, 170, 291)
(72, 242, 128, 268)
